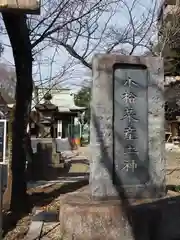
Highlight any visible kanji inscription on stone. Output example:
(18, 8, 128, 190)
(90, 54, 165, 200)
(124, 125, 137, 140)
(121, 108, 138, 124)
(124, 145, 138, 154)
(124, 76, 139, 88)
(122, 160, 137, 172)
(122, 91, 136, 104)
(114, 65, 148, 185)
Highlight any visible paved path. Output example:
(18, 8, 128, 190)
(62, 145, 90, 159)
(78, 146, 90, 159)
(25, 147, 90, 239)
(27, 146, 90, 190)
(25, 209, 58, 240)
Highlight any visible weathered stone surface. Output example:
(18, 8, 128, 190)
(28, 138, 65, 181)
(59, 193, 133, 240)
(90, 54, 165, 199)
(59, 191, 180, 240)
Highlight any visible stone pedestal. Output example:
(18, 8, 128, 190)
(59, 55, 166, 240)
(59, 190, 180, 240)
(59, 187, 180, 240)
(59, 192, 133, 240)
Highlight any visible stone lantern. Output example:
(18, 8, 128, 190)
(35, 93, 58, 138)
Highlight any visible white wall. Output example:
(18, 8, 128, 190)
(31, 88, 75, 110)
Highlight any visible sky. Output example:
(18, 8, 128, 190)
(0, 0, 159, 91)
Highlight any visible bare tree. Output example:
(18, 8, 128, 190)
(31, 0, 157, 69)
(1, 0, 158, 82)
(1, 0, 158, 212)
(155, 3, 180, 75)
(0, 0, 117, 213)
(3, 13, 33, 212)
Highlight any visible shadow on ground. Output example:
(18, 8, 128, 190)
(27, 158, 89, 181)
(2, 179, 88, 238)
(126, 195, 180, 240)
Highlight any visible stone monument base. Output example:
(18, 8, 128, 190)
(59, 189, 180, 240)
(59, 192, 132, 240)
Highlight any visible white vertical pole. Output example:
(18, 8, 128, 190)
(59, 120, 62, 137)
(0, 119, 6, 239)
(57, 120, 62, 138)
(57, 120, 59, 137)
(27, 123, 30, 133)
(3, 120, 7, 164)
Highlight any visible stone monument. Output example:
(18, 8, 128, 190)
(59, 55, 166, 240)
(90, 55, 165, 199)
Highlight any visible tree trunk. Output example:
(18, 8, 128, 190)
(2, 13, 33, 212)
(3, 106, 14, 210)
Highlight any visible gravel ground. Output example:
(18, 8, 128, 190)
(3, 146, 90, 240)
(4, 145, 180, 239)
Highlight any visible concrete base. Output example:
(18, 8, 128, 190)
(59, 189, 180, 240)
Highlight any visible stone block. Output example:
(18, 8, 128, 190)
(90, 54, 165, 199)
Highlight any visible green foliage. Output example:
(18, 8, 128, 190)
(44, 93, 52, 101)
(74, 86, 91, 107)
(175, 185, 180, 192)
(74, 86, 91, 124)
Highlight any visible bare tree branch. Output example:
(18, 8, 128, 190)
(0, 0, 158, 87)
